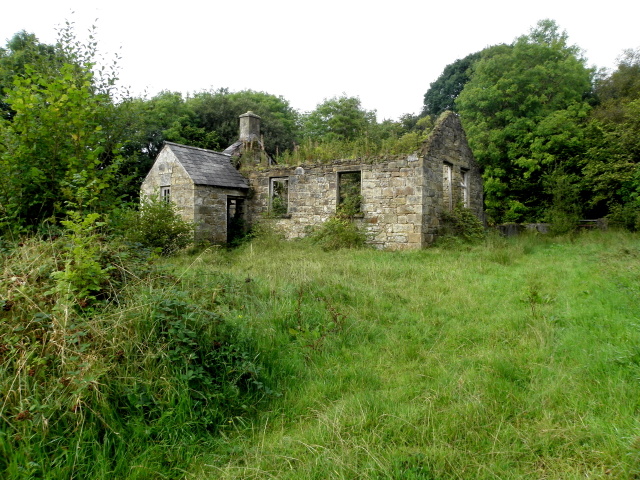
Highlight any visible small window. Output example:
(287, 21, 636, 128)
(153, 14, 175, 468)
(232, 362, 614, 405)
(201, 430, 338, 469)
(160, 186, 171, 202)
(461, 169, 470, 207)
(338, 171, 362, 216)
(270, 177, 289, 215)
(443, 163, 453, 212)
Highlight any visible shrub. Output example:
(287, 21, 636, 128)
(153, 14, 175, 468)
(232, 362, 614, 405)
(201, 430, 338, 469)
(310, 215, 367, 251)
(119, 196, 194, 255)
(607, 203, 640, 231)
(0, 237, 269, 479)
(438, 203, 485, 243)
(544, 171, 582, 235)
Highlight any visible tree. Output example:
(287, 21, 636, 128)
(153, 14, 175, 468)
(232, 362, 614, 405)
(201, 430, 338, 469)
(188, 89, 299, 155)
(581, 49, 640, 224)
(422, 51, 482, 116)
(456, 19, 593, 222)
(0, 25, 122, 231)
(0, 31, 66, 121)
(301, 95, 376, 142)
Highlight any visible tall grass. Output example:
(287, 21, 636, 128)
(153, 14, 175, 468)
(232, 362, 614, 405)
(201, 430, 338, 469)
(3, 231, 639, 478)
(160, 231, 640, 479)
(275, 131, 427, 165)
(0, 237, 270, 479)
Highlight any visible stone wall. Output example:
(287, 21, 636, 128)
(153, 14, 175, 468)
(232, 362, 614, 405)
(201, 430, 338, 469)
(140, 148, 195, 221)
(247, 155, 427, 250)
(423, 111, 484, 222)
(245, 112, 482, 250)
(194, 185, 246, 243)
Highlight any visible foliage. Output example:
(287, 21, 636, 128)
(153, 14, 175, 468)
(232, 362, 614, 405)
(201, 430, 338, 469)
(422, 50, 482, 116)
(301, 95, 376, 142)
(438, 203, 485, 243)
(456, 19, 593, 223)
(0, 236, 269, 479)
(0, 31, 65, 121)
(120, 195, 194, 255)
(51, 211, 112, 304)
(607, 202, 640, 231)
(189, 88, 299, 156)
(309, 215, 367, 251)
(583, 50, 640, 219)
(338, 171, 363, 217)
(544, 169, 582, 235)
(0, 24, 122, 232)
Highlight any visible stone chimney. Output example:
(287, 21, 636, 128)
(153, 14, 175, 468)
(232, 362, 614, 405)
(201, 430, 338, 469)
(239, 111, 261, 143)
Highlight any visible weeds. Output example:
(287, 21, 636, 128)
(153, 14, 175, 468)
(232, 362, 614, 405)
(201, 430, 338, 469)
(4, 230, 640, 479)
(0, 235, 270, 479)
(438, 203, 485, 245)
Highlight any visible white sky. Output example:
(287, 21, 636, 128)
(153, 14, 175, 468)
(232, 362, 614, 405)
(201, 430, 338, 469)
(2, 0, 639, 121)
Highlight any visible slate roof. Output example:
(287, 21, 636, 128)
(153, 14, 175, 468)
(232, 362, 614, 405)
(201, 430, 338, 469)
(165, 142, 249, 189)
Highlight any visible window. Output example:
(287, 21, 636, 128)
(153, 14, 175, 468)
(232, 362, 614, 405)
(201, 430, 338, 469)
(270, 177, 289, 215)
(338, 171, 362, 216)
(461, 169, 470, 207)
(443, 163, 453, 211)
(160, 186, 171, 202)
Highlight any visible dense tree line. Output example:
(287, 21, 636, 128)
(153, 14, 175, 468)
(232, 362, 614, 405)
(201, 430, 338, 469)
(1, 19, 639, 233)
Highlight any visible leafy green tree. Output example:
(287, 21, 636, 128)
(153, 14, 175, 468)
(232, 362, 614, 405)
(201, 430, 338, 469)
(0, 31, 65, 121)
(422, 51, 482, 116)
(301, 95, 376, 142)
(456, 19, 593, 222)
(582, 50, 640, 223)
(188, 88, 299, 155)
(0, 25, 121, 231)
(591, 48, 640, 124)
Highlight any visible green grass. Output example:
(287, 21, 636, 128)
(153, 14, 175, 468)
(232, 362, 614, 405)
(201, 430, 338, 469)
(159, 231, 640, 479)
(3, 230, 639, 478)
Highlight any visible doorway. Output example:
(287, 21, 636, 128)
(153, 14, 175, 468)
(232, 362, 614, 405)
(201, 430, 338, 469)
(226, 196, 246, 243)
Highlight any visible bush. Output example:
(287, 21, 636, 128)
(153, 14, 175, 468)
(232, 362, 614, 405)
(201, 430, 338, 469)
(607, 203, 640, 231)
(0, 237, 268, 479)
(118, 196, 194, 255)
(438, 204, 485, 244)
(310, 215, 367, 251)
(544, 171, 582, 235)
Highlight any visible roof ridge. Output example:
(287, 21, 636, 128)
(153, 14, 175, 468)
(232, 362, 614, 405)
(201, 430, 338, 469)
(164, 141, 231, 157)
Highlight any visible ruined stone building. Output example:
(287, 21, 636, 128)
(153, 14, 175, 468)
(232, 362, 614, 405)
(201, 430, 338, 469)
(141, 110, 483, 250)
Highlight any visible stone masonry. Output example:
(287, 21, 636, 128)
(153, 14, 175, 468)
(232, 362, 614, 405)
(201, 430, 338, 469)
(246, 111, 483, 250)
(141, 111, 483, 249)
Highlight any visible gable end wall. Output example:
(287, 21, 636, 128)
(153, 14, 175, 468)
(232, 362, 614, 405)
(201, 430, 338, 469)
(141, 148, 195, 221)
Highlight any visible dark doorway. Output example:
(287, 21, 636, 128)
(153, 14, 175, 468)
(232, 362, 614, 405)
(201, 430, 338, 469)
(226, 196, 246, 244)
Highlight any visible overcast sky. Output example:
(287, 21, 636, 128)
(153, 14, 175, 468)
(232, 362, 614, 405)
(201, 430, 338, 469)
(2, 0, 639, 121)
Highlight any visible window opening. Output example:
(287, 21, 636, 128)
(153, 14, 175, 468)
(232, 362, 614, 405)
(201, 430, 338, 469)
(269, 177, 289, 215)
(160, 186, 171, 202)
(443, 163, 453, 212)
(338, 171, 362, 216)
(461, 169, 470, 207)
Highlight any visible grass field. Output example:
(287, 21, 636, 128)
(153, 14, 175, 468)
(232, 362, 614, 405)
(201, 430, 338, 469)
(161, 231, 640, 479)
(2, 230, 639, 479)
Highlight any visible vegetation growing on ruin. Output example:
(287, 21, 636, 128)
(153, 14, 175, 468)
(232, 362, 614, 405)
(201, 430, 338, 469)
(2, 15, 640, 480)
